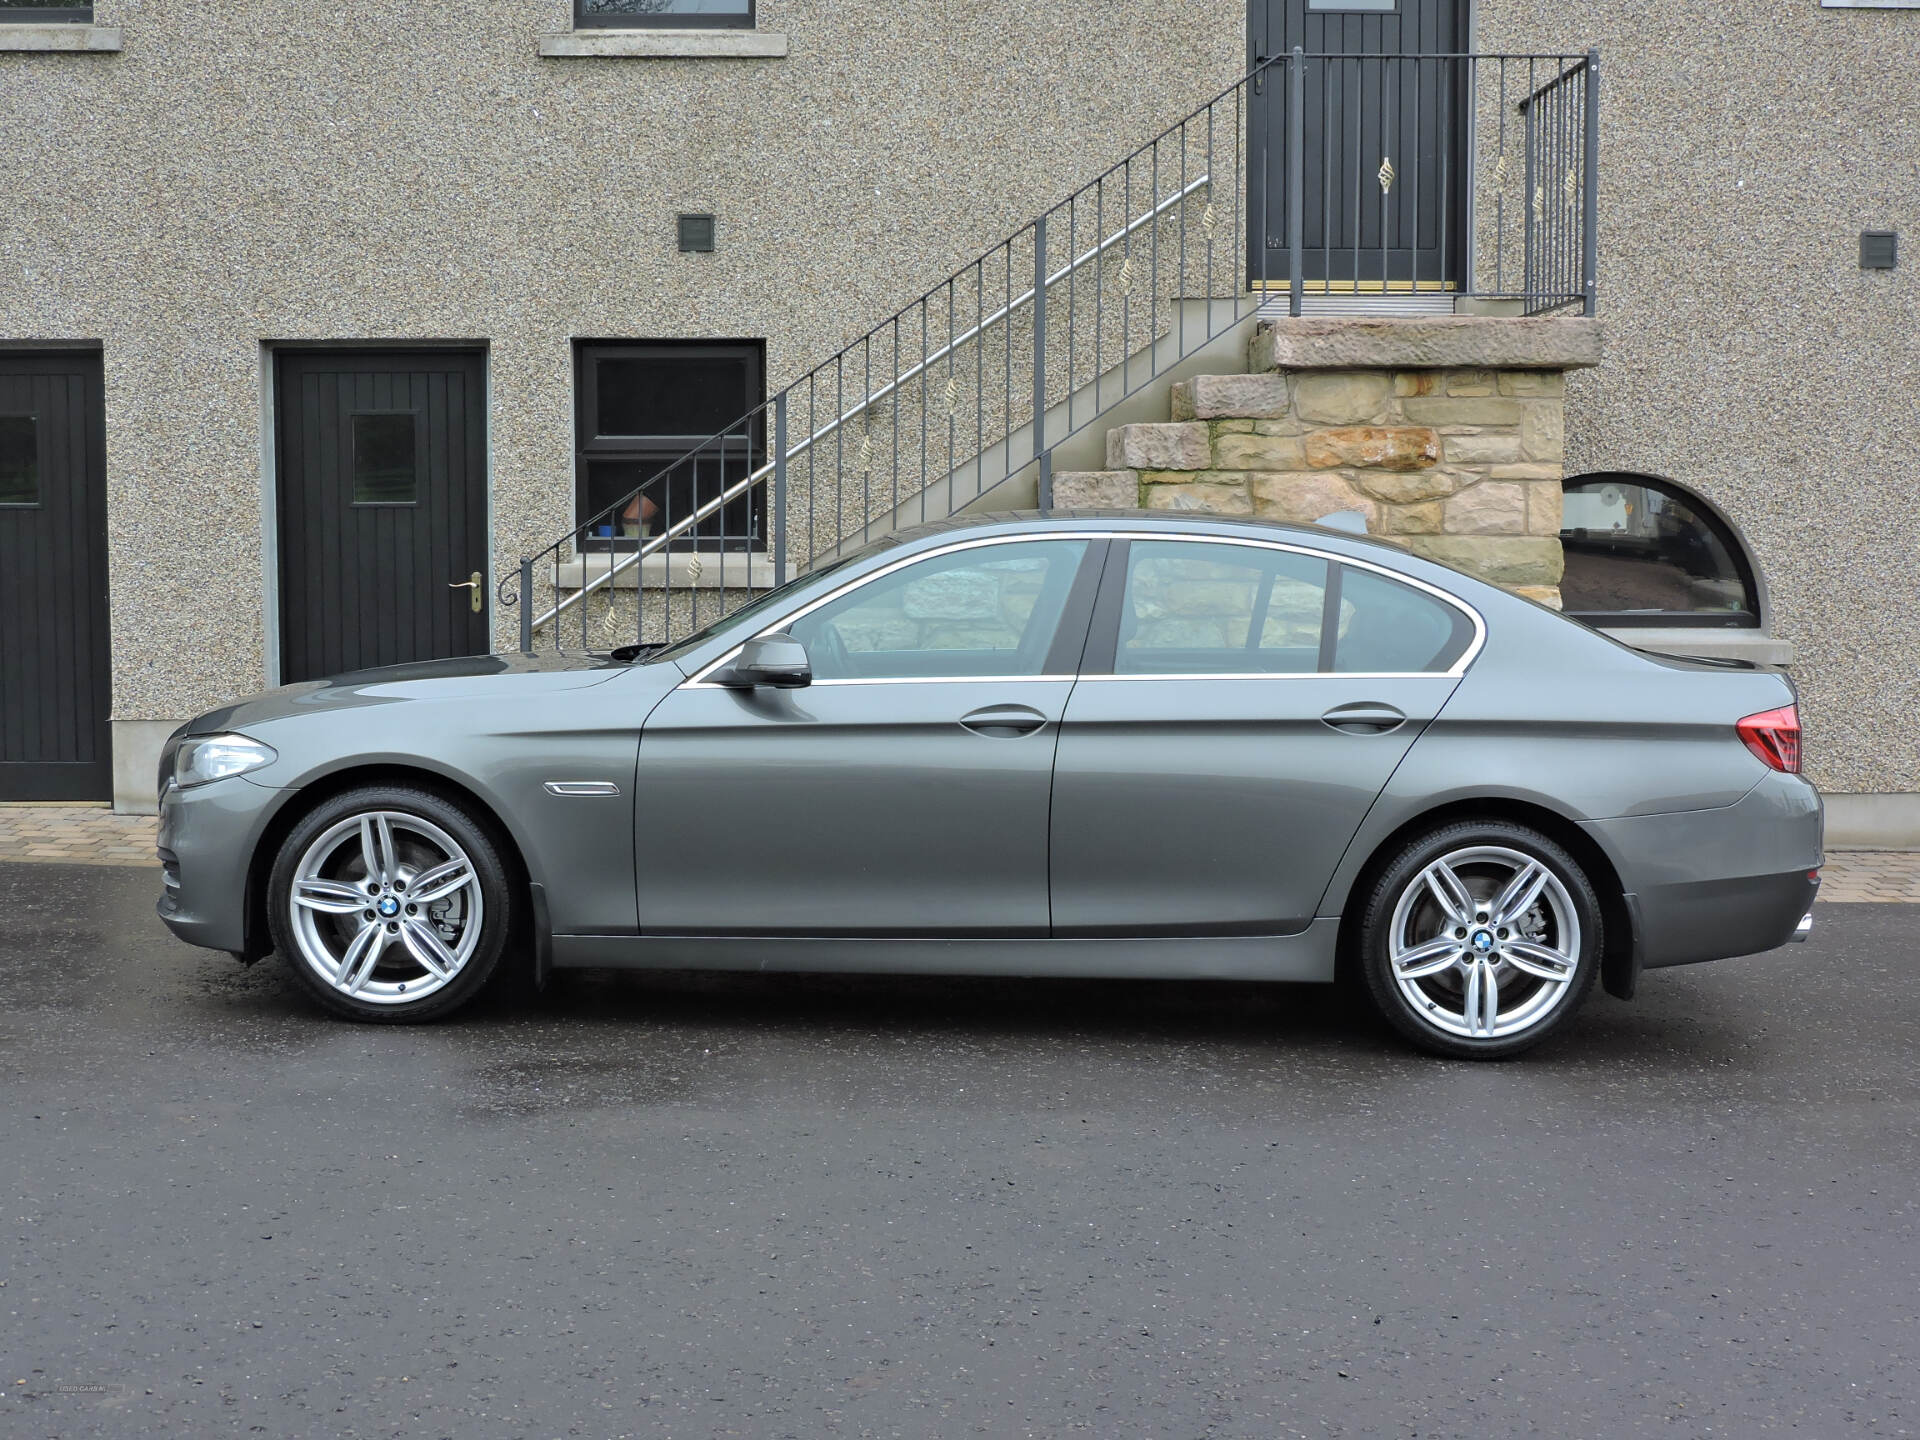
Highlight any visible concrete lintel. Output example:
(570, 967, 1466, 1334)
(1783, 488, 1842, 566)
(1253, 316, 1602, 373)
(537, 29, 789, 58)
(0, 24, 123, 52)
(1601, 628, 1797, 667)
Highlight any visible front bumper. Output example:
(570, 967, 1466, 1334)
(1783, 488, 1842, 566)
(156, 775, 285, 956)
(1583, 770, 1823, 970)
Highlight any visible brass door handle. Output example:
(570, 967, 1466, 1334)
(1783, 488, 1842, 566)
(449, 571, 483, 613)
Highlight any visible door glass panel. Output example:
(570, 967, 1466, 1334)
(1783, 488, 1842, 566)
(1308, 0, 1397, 9)
(351, 412, 418, 505)
(0, 415, 36, 505)
(1332, 566, 1473, 673)
(787, 540, 1089, 681)
(1117, 540, 1329, 675)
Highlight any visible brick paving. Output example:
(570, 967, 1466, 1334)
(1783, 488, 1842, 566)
(0, 804, 1915, 898)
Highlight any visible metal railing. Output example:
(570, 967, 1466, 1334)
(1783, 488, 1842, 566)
(504, 47, 1599, 652)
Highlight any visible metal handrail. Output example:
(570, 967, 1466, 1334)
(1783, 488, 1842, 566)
(511, 46, 1600, 652)
(529, 174, 1211, 631)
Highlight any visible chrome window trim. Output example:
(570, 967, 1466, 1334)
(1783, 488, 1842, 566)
(683, 529, 1487, 689)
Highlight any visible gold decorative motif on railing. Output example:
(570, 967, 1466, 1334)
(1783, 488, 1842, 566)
(1115, 253, 1136, 296)
(684, 553, 704, 585)
(1378, 156, 1396, 196)
(1563, 166, 1579, 208)
(602, 594, 622, 645)
(940, 374, 960, 419)
(1200, 201, 1220, 239)
(1491, 153, 1512, 192)
(1532, 185, 1545, 223)
(854, 426, 875, 473)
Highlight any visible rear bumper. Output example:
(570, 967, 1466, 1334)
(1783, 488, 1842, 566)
(1584, 770, 1823, 970)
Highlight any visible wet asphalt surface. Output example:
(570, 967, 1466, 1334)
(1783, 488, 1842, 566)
(0, 862, 1916, 1439)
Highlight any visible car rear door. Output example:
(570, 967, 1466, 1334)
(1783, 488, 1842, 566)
(1048, 536, 1479, 936)
(634, 535, 1105, 937)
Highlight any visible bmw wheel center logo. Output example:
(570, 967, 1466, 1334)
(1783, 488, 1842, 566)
(378, 896, 401, 918)
(1470, 929, 1496, 954)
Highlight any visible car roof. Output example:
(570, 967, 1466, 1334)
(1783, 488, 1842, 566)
(876, 508, 1418, 563)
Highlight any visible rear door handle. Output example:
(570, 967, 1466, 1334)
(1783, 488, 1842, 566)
(1321, 702, 1408, 735)
(959, 704, 1049, 738)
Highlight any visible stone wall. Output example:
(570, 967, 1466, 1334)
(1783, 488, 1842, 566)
(1054, 317, 1600, 609)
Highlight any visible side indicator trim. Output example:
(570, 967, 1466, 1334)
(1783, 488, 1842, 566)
(544, 781, 621, 797)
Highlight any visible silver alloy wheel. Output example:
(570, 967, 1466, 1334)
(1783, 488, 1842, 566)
(287, 810, 483, 1006)
(1387, 844, 1581, 1041)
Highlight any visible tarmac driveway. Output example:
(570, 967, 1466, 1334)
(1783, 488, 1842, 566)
(2, 861, 1916, 1438)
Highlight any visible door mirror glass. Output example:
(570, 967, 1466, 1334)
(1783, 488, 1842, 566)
(721, 632, 812, 689)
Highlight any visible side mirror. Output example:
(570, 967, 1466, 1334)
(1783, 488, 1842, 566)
(719, 632, 812, 689)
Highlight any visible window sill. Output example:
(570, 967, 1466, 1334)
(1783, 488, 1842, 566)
(557, 552, 776, 591)
(1599, 627, 1795, 666)
(537, 29, 788, 59)
(0, 24, 122, 52)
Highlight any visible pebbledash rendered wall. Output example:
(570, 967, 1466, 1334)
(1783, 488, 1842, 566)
(1474, 0, 1920, 839)
(0, 0, 1242, 807)
(4, 1, 1918, 839)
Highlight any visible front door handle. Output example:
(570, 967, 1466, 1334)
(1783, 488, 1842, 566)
(448, 571, 483, 614)
(1321, 702, 1408, 735)
(959, 704, 1049, 739)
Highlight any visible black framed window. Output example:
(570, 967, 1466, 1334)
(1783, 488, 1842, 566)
(0, 1, 92, 21)
(574, 0, 753, 29)
(1559, 474, 1761, 628)
(574, 340, 764, 552)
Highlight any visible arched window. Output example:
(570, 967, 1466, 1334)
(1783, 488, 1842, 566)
(1559, 473, 1763, 628)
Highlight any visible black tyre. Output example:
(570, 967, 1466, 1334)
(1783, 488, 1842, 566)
(266, 785, 516, 1023)
(1357, 819, 1601, 1059)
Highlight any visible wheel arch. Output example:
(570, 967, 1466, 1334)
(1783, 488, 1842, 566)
(1330, 796, 1639, 1002)
(242, 764, 535, 964)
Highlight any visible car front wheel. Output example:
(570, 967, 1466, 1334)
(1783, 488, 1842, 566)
(266, 785, 514, 1022)
(1358, 820, 1601, 1059)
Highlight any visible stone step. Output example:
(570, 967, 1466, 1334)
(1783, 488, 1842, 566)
(1049, 471, 1139, 509)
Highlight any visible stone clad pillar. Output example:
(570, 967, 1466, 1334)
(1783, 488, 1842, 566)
(1074, 316, 1602, 608)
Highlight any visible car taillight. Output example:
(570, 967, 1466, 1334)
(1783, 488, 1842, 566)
(1737, 704, 1801, 774)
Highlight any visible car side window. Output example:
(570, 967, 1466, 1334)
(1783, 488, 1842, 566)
(1332, 565, 1475, 673)
(785, 539, 1090, 681)
(1116, 541, 1329, 675)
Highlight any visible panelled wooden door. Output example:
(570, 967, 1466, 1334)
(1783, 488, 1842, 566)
(1247, 0, 1470, 288)
(0, 352, 111, 802)
(276, 350, 489, 683)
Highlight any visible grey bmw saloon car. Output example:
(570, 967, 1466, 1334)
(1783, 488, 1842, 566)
(157, 512, 1821, 1058)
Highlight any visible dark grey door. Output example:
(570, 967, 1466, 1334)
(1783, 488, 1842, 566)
(1248, 0, 1469, 289)
(634, 537, 1102, 937)
(0, 352, 111, 802)
(276, 350, 488, 683)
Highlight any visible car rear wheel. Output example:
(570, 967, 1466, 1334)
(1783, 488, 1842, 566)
(266, 785, 514, 1022)
(1358, 820, 1600, 1059)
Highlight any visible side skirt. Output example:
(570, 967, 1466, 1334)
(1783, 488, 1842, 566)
(551, 920, 1342, 983)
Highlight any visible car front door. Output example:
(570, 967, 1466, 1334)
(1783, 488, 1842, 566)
(635, 535, 1105, 937)
(1049, 537, 1479, 937)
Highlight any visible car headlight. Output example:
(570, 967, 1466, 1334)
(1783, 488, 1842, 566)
(173, 734, 277, 789)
